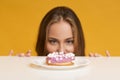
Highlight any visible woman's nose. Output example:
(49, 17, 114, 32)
(57, 44, 65, 52)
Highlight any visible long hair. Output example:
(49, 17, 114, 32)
(36, 6, 85, 56)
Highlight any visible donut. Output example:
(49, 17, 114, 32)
(46, 52, 75, 66)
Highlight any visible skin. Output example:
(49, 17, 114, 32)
(46, 20, 74, 53)
(9, 20, 111, 57)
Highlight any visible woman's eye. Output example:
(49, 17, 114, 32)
(49, 40, 57, 45)
(66, 40, 74, 45)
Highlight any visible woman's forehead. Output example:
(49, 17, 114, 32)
(49, 21, 72, 34)
(47, 21, 73, 40)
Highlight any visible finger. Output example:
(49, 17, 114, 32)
(94, 53, 102, 57)
(89, 52, 94, 57)
(105, 50, 110, 57)
(17, 53, 25, 57)
(9, 49, 14, 56)
(25, 50, 31, 57)
(94, 53, 98, 57)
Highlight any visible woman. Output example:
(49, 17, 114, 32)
(9, 6, 110, 57)
(36, 6, 85, 56)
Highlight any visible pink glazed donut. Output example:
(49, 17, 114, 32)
(46, 52, 75, 66)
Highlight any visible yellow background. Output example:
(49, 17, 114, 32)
(0, 0, 120, 56)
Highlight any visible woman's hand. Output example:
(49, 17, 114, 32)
(89, 50, 110, 57)
(9, 49, 31, 57)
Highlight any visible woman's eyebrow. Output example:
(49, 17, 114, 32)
(66, 37, 73, 40)
(48, 37, 58, 40)
(48, 37, 73, 40)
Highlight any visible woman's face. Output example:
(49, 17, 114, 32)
(46, 20, 74, 53)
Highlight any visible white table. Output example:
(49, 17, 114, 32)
(0, 56, 120, 80)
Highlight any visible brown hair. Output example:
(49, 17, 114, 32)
(36, 6, 85, 56)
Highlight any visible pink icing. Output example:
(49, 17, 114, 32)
(46, 52, 75, 63)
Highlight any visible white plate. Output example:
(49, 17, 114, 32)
(32, 58, 91, 70)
